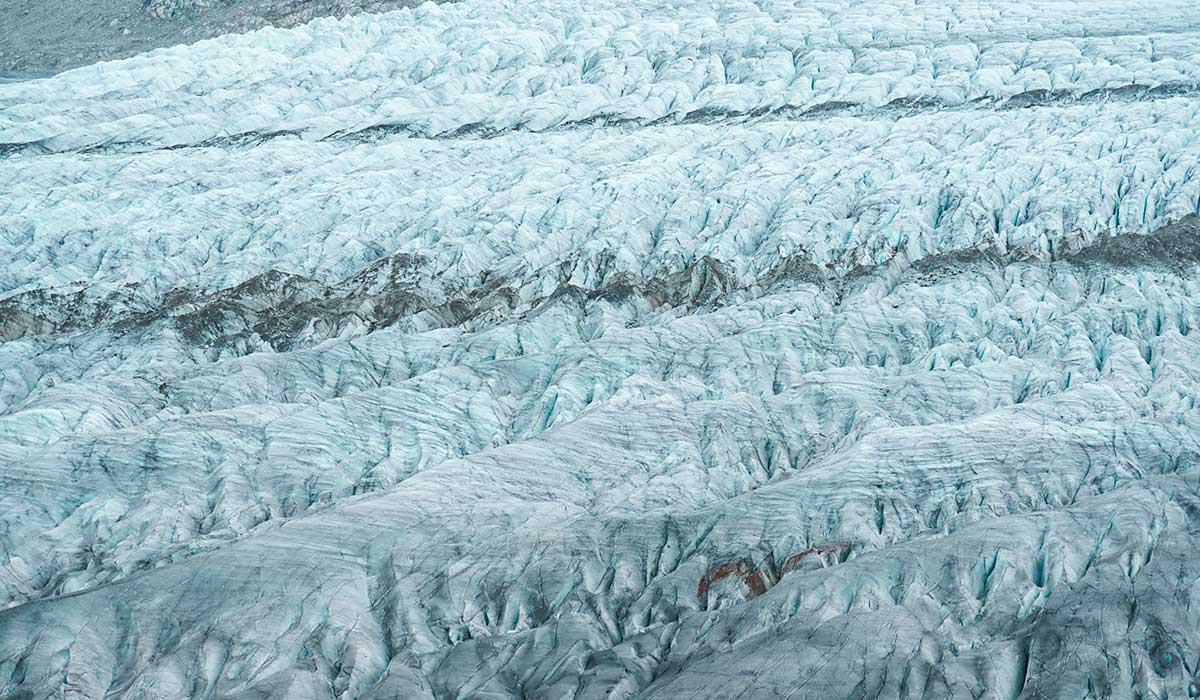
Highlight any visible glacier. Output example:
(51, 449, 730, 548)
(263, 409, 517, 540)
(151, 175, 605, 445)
(1, 0, 1200, 698)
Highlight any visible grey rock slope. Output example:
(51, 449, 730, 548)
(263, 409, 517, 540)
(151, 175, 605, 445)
(0, 0, 432, 73)
(2, 0, 1200, 698)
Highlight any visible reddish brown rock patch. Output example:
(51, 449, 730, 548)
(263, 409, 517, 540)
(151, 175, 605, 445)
(698, 543, 850, 607)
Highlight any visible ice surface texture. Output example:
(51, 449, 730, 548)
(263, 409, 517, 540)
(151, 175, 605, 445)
(1, 0, 1200, 698)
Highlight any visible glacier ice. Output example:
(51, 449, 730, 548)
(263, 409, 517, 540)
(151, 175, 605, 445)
(2, 0, 1200, 698)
